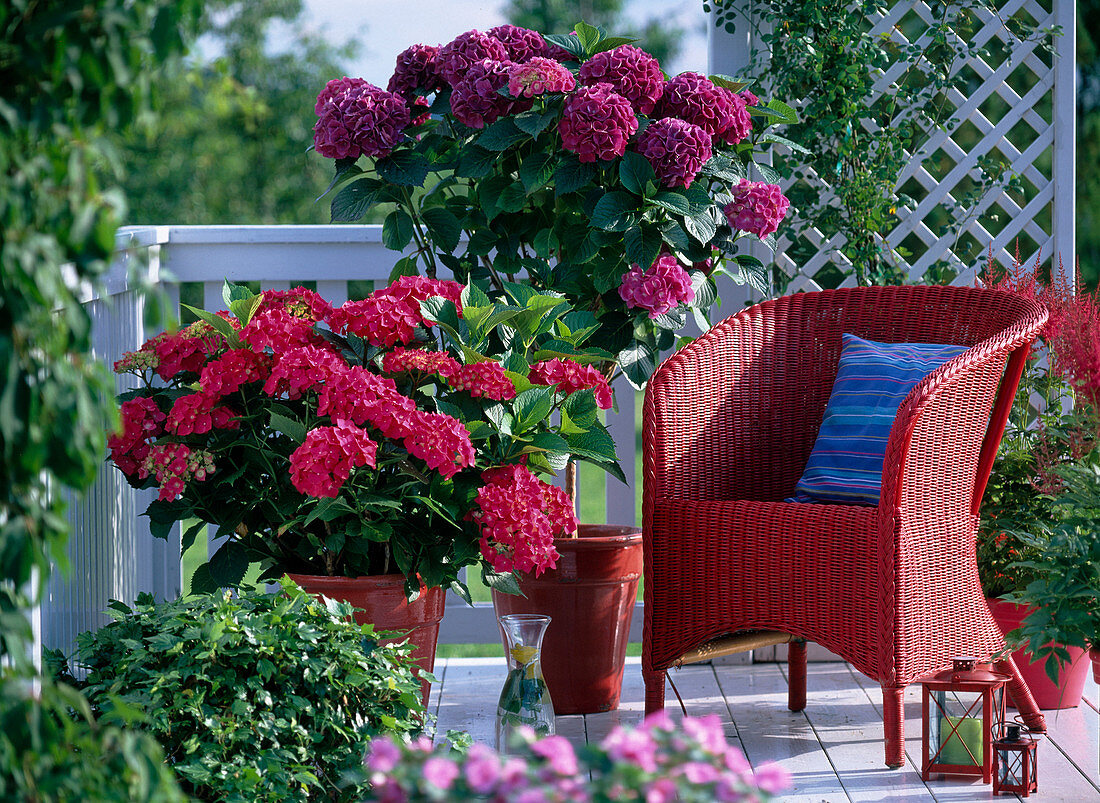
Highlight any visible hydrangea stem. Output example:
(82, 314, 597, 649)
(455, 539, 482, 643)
(565, 460, 578, 537)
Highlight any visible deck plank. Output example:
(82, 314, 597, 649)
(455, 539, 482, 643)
(713, 661, 849, 803)
(1039, 698, 1100, 798)
(432, 656, 505, 746)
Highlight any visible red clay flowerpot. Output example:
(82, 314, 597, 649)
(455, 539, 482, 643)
(1091, 647, 1100, 686)
(987, 597, 1089, 710)
(287, 573, 445, 707)
(491, 524, 643, 715)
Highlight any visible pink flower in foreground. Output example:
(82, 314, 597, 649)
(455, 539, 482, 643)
(558, 83, 638, 163)
(530, 736, 578, 776)
(288, 422, 378, 498)
(472, 464, 573, 575)
(450, 58, 528, 129)
(740, 88, 760, 106)
(618, 253, 695, 318)
(402, 410, 476, 478)
(488, 24, 547, 63)
(602, 724, 658, 772)
(366, 738, 402, 774)
(682, 714, 728, 755)
(423, 757, 460, 790)
(723, 179, 790, 239)
(507, 57, 576, 98)
(437, 30, 509, 86)
(387, 43, 445, 96)
(753, 762, 792, 795)
(448, 361, 516, 400)
(578, 44, 664, 115)
(528, 358, 614, 409)
(636, 117, 713, 189)
(463, 743, 502, 794)
(656, 72, 751, 145)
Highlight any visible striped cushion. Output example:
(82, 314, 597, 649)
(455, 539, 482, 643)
(790, 334, 967, 506)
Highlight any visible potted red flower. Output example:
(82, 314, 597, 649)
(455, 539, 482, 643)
(108, 279, 622, 701)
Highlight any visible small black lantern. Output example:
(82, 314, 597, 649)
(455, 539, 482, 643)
(993, 723, 1038, 797)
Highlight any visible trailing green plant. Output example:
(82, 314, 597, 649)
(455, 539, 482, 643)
(50, 579, 425, 803)
(706, 0, 1055, 287)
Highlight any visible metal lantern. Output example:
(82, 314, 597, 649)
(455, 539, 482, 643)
(993, 723, 1038, 796)
(919, 657, 1009, 783)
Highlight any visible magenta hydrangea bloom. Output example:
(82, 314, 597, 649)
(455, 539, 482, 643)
(636, 117, 713, 189)
(387, 43, 445, 96)
(578, 44, 664, 115)
(558, 83, 638, 163)
(488, 24, 547, 62)
(437, 30, 509, 86)
(450, 59, 531, 129)
(507, 57, 576, 98)
(656, 72, 752, 145)
(313, 80, 410, 159)
(723, 179, 790, 239)
(740, 88, 760, 107)
(619, 253, 695, 318)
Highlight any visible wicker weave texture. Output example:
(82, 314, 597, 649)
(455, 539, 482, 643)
(641, 285, 1047, 765)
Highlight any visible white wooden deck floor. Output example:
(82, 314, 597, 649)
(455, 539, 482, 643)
(428, 657, 1100, 802)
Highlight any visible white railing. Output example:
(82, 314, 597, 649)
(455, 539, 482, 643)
(46, 225, 641, 653)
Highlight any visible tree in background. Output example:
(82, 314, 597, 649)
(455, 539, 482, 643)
(118, 0, 357, 224)
(0, 2, 198, 798)
(505, 0, 683, 67)
(1077, 1, 1100, 290)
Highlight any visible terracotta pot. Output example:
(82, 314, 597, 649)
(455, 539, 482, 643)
(491, 524, 643, 715)
(287, 573, 445, 707)
(1092, 647, 1100, 686)
(987, 597, 1090, 709)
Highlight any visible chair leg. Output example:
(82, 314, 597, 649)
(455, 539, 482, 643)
(995, 655, 1047, 734)
(788, 640, 807, 712)
(644, 668, 666, 715)
(882, 685, 906, 768)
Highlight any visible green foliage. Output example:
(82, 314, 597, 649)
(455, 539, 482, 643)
(708, 0, 1053, 286)
(1007, 458, 1100, 683)
(52, 580, 425, 802)
(1076, 1, 1100, 291)
(504, 0, 684, 66)
(114, 0, 358, 224)
(0, 677, 186, 803)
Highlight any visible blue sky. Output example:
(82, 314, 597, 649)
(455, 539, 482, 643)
(300, 0, 710, 87)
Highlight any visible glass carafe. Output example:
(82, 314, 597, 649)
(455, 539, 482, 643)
(495, 614, 555, 751)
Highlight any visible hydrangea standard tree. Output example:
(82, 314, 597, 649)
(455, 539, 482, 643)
(314, 22, 803, 388)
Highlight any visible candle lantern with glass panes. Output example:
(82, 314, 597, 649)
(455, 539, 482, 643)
(992, 723, 1038, 796)
(919, 657, 1009, 783)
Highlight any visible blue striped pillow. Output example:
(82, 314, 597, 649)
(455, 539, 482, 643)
(789, 334, 967, 506)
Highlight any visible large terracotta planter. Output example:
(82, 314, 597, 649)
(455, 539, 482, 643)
(1091, 646, 1100, 686)
(287, 573, 445, 707)
(987, 597, 1090, 710)
(491, 524, 643, 715)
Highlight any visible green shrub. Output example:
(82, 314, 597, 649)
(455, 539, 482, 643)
(51, 580, 426, 802)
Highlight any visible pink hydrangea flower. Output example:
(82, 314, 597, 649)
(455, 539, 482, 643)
(448, 361, 516, 400)
(153, 324, 223, 380)
(381, 348, 461, 377)
(402, 410, 476, 478)
(618, 253, 695, 318)
(723, 179, 790, 239)
(507, 57, 576, 98)
(256, 287, 333, 322)
(108, 397, 167, 477)
(239, 306, 325, 355)
(366, 737, 402, 774)
(288, 422, 378, 498)
(558, 83, 638, 163)
(656, 72, 751, 145)
(318, 366, 415, 433)
(753, 762, 792, 794)
(436, 30, 509, 86)
(450, 59, 529, 129)
(313, 79, 409, 159)
(387, 43, 445, 96)
(528, 358, 613, 410)
(463, 743, 502, 795)
(472, 464, 573, 575)
(739, 88, 760, 106)
(262, 346, 346, 400)
(166, 393, 238, 436)
(329, 276, 464, 347)
(578, 44, 664, 115)
(636, 117, 713, 189)
(488, 24, 547, 62)
(682, 714, 728, 755)
(141, 443, 216, 501)
(200, 348, 272, 398)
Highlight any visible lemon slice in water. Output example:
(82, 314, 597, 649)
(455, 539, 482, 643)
(510, 645, 537, 665)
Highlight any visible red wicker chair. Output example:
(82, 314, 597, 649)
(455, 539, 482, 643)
(641, 284, 1048, 768)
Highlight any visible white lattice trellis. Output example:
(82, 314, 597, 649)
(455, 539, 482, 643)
(710, 0, 1075, 292)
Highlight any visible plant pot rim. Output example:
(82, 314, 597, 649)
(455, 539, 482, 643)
(285, 572, 418, 590)
(554, 532, 642, 550)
